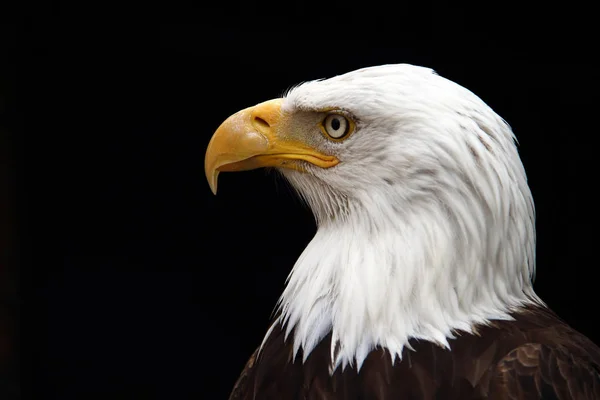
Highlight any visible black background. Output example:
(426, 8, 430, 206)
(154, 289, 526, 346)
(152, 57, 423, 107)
(4, 18, 598, 399)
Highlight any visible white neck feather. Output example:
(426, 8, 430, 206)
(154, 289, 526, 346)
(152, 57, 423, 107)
(268, 190, 539, 372)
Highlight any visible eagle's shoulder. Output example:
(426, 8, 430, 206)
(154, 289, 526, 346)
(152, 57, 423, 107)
(476, 306, 600, 399)
(487, 342, 600, 399)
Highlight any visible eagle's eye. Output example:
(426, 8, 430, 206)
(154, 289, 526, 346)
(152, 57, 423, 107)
(321, 113, 352, 140)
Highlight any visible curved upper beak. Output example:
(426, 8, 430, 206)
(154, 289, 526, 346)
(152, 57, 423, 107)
(204, 98, 338, 194)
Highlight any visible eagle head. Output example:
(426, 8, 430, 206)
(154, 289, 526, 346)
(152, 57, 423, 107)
(205, 64, 539, 371)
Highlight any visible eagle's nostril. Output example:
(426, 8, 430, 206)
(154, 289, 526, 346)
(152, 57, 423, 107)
(253, 116, 270, 129)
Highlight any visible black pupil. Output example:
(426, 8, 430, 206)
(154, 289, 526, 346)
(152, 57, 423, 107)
(331, 117, 341, 131)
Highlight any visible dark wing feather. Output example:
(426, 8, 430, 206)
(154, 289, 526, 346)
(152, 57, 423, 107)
(228, 348, 258, 400)
(227, 307, 600, 399)
(489, 343, 600, 400)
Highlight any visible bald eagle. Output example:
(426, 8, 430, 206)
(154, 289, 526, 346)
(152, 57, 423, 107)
(205, 64, 600, 399)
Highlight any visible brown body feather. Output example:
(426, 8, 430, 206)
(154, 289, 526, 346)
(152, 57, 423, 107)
(229, 306, 600, 399)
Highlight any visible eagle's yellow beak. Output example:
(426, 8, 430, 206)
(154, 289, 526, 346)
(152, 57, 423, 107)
(204, 98, 339, 194)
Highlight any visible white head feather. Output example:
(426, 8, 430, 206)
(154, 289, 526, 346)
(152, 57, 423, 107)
(261, 64, 541, 373)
